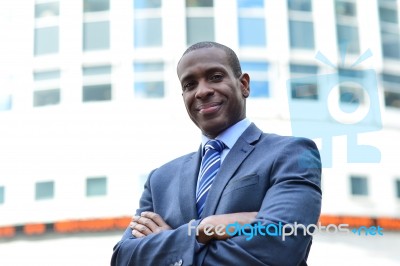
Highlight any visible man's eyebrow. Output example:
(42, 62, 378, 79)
(179, 73, 195, 84)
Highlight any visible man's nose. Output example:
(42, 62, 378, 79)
(195, 80, 214, 99)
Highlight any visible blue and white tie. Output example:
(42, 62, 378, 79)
(196, 139, 225, 218)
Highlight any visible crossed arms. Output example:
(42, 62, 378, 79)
(111, 137, 322, 266)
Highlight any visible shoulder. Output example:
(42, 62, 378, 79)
(260, 133, 317, 149)
(149, 151, 197, 175)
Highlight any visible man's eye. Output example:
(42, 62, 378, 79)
(210, 74, 223, 81)
(183, 81, 196, 91)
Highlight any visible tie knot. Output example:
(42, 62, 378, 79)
(204, 139, 225, 153)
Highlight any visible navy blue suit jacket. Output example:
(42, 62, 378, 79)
(111, 123, 322, 266)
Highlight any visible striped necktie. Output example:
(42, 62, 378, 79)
(196, 139, 225, 218)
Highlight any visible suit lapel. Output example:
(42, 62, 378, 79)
(202, 124, 262, 217)
(179, 147, 202, 222)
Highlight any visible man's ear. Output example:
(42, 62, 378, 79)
(239, 73, 250, 98)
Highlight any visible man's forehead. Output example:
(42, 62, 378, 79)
(177, 47, 228, 74)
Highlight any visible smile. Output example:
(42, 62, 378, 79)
(197, 102, 222, 115)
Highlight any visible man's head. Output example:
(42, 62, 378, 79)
(177, 42, 250, 139)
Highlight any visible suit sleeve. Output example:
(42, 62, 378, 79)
(110, 170, 202, 266)
(195, 137, 322, 266)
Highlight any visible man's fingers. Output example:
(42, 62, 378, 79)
(140, 211, 170, 228)
(130, 220, 153, 236)
(131, 229, 145, 238)
(133, 215, 159, 232)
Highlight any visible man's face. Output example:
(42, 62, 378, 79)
(177, 47, 250, 138)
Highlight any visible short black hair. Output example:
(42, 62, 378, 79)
(181, 41, 242, 78)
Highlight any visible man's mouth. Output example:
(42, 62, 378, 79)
(197, 102, 222, 115)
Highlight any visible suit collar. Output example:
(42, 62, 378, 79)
(179, 147, 202, 222)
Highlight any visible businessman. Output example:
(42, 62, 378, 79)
(111, 41, 322, 266)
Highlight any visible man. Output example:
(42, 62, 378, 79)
(111, 42, 322, 266)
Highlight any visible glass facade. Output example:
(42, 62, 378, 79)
(86, 177, 107, 196)
(350, 176, 369, 196)
(35, 181, 54, 200)
(83, 21, 110, 51)
(289, 64, 318, 100)
(241, 62, 269, 97)
(134, 62, 164, 98)
(0, 186, 4, 204)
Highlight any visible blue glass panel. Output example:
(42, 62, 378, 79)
(134, 18, 162, 47)
(134, 82, 164, 98)
(34, 70, 60, 80)
(134, 0, 161, 8)
(34, 27, 59, 55)
(288, 0, 312, 11)
(290, 64, 317, 74)
(0, 95, 12, 111)
(83, 65, 111, 75)
(83, 21, 110, 51)
(289, 20, 314, 49)
(241, 62, 268, 72)
(134, 62, 164, 72)
(237, 0, 264, 8)
(250, 81, 269, 97)
(238, 18, 266, 47)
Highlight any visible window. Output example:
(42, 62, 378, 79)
(34, 27, 59, 55)
(134, 18, 162, 47)
(350, 175, 368, 196)
(133, 0, 162, 47)
(335, 0, 359, 54)
(34, 89, 60, 107)
(186, 0, 213, 7)
(379, 5, 398, 23)
(289, 21, 314, 49)
(338, 68, 364, 105)
(34, 70, 60, 80)
(134, 0, 161, 9)
(288, 0, 314, 50)
(335, 0, 356, 16)
(35, 181, 54, 200)
(82, 65, 112, 102)
(186, 1, 214, 45)
(238, 0, 264, 8)
(396, 179, 400, 198)
(382, 73, 400, 108)
(288, 0, 312, 11)
(134, 62, 164, 98)
(83, 84, 111, 101)
(83, 0, 110, 51)
(84, 0, 109, 12)
(34, 1, 59, 56)
(86, 177, 107, 196)
(237, 1, 266, 47)
(0, 186, 4, 204)
(35, 2, 59, 18)
(0, 95, 12, 111)
(33, 69, 61, 107)
(83, 21, 110, 51)
(241, 62, 269, 97)
(82, 65, 111, 76)
(379, 0, 400, 59)
(289, 64, 318, 100)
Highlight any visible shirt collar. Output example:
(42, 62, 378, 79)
(201, 118, 251, 152)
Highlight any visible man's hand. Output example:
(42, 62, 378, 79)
(129, 211, 172, 238)
(197, 212, 258, 244)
